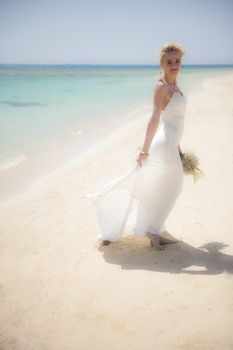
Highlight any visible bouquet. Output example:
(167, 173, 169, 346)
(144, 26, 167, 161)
(179, 151, 204, 183)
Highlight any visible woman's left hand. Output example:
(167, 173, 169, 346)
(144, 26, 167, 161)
(136, 152, 149, 167)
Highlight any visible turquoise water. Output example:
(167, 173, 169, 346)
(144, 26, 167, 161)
(0, 64, 232, 201)
(1, 64, 232, 167)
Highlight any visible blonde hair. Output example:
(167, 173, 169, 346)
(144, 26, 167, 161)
(158, 43, 185, 65)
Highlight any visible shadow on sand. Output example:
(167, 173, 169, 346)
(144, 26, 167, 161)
(97, 235, 233, 275)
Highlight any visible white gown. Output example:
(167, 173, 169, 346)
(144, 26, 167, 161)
(85, 83, 187, 242)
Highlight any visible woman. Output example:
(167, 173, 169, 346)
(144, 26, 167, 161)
(85, 43, 187, 251)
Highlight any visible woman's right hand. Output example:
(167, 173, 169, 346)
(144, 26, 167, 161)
(136, 152, 149, 167)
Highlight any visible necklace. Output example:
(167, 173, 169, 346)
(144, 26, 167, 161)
(160, 77, 179, 93)
(161, 77, 177, 88)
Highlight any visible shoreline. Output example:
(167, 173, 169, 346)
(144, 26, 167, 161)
(0, 103, 151, 204)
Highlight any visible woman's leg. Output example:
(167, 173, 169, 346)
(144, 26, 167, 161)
(146, 232, 165, 250)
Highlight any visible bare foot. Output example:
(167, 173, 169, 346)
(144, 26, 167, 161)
(146, 232, 165, 250)
(159, 236, 180, 245)
(102, 240, 111, 246)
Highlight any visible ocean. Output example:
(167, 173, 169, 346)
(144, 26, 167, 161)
(0, 64, 232, 201)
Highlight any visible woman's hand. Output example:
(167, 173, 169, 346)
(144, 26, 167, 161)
(136, 151, 149, 167)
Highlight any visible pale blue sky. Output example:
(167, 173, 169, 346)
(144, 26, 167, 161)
(0, 0, 232, 64)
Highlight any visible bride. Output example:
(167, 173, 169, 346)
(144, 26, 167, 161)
(85, 43, 187, 251)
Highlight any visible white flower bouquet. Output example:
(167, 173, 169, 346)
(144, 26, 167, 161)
(179, 151, 204, 183)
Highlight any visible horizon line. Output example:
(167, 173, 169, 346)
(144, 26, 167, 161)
(0, 63, 233, 66)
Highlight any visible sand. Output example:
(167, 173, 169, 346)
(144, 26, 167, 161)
(0, 72, 233, 350)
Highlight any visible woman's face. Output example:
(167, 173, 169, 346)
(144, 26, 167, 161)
(161, 52, 182, 77)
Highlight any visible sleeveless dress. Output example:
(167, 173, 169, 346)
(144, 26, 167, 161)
(85, 81, 187, 242)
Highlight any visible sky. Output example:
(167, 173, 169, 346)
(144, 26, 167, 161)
(0, 0, 232, 65)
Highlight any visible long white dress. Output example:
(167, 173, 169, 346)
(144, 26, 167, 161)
(85, 83, 187, 242)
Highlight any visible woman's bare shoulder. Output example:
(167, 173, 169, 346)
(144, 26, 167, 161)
(153, 80, 168, 98)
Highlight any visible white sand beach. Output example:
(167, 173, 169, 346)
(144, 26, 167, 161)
(0, 72, 233, 349)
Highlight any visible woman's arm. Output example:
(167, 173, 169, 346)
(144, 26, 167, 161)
(137, 83, 166, 166)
